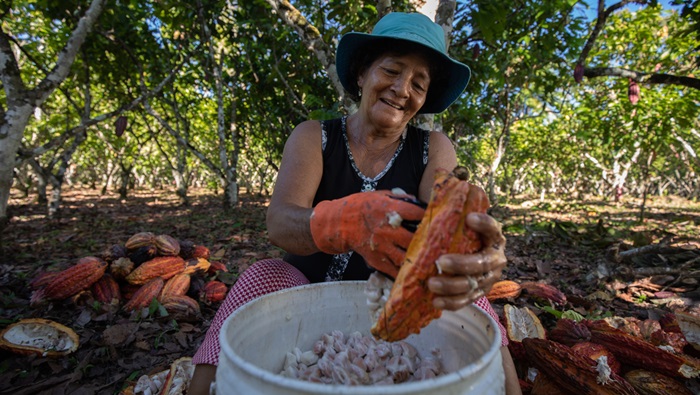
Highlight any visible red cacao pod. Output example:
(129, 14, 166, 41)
(200, 280, 227, 305)
(115, 115, 127, 137)
(628, 79, 640, 105)
(574, 62, 584, 83)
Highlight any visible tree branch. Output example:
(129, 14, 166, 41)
(264, 0, 345, 101)
(584, 67, 700, 89)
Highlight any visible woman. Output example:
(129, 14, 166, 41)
(189, 12, 521, 394)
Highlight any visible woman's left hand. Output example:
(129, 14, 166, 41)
(427, 212, 507, 310)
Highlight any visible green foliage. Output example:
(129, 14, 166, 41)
(4, 0, 699, 208)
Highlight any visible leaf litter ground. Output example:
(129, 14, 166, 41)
(0, 188, 698, 394)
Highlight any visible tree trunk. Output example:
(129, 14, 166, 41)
(0, 0, 106, 229)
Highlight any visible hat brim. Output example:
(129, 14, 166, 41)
(336, 33, 471, 114)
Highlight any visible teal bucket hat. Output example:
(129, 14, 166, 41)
(336, 12, 471, 114)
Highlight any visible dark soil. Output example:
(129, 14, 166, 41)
(0, 188, 699, 394)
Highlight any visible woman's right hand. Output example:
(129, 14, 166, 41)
(309, 190, 425, 277)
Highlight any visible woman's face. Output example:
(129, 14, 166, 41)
(357, 52, 431, 129)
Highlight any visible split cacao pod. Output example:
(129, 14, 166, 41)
(161, 295, 201, 322)
(589, 326, 699, 379)
(125, 256, 185, 285)
(91, 274, 122, 305)
(571, 341, 622, 375)
(371, 167, 489, 342)
(43, 256, 108, 301)
(155, 234, 180, 256)
(125, 232, 156, 250)
(160, 357, 194, 395)
(159, 273, 191, 301)
(624, 369, 692, 395)
(182, 257, 211, 276)
(485, 280, 522, 301)
(0, 318, 79, 357)
(504, 304, 546, 361)
(200, 280, 227, 305)
(123, 277, 165, 312)
(522, 338, 638, 395)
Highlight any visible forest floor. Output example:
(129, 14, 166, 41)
(0, 187, 699, 394)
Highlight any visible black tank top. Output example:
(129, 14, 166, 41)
(284, 116, 430, 283)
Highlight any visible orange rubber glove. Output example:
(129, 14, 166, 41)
(310, 190, 426, 277)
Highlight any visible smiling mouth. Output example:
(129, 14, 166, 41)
(381, 99, 405, 111)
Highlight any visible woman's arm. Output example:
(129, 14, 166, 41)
(266, 120, 324, 255)
(501, 346, 523, 395)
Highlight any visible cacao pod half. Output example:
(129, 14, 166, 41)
(371, 167, 489, 342)
(0, 318, 79, 357)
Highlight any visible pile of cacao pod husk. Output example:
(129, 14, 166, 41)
(28, 232, 230, 322)
(487, 280, 700, 394)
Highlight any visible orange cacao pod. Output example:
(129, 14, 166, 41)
(43, 257, 108, 300)
(159, 273, 191, 301)
(161, 295, 201, 321)
(0, 318, 79, 358)
(125, 232, 156, 250)
(91, 274, 121, 305)
(123, 277, 164, 312)
(154, 234, 180, 256)
(485, 280, 522, 301)
(200, 280, 227, 305)
(371, 167, 489, 342)
(522, 338, 638, 395)
(624, 369, 692, 395)
(125, 256, 185, 285)
(182, 257, 211, 276)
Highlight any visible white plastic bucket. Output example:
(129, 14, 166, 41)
(215, 281, 504, 395)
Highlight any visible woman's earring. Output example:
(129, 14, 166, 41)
(358, 88, 362, 98)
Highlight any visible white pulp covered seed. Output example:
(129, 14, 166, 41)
(280, 330, 444, 385)
(365, 272, 394, 324)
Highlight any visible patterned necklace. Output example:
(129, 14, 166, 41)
(341, 116, 407, 192)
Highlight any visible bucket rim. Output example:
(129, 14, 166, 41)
(218, 281, 502, 394)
